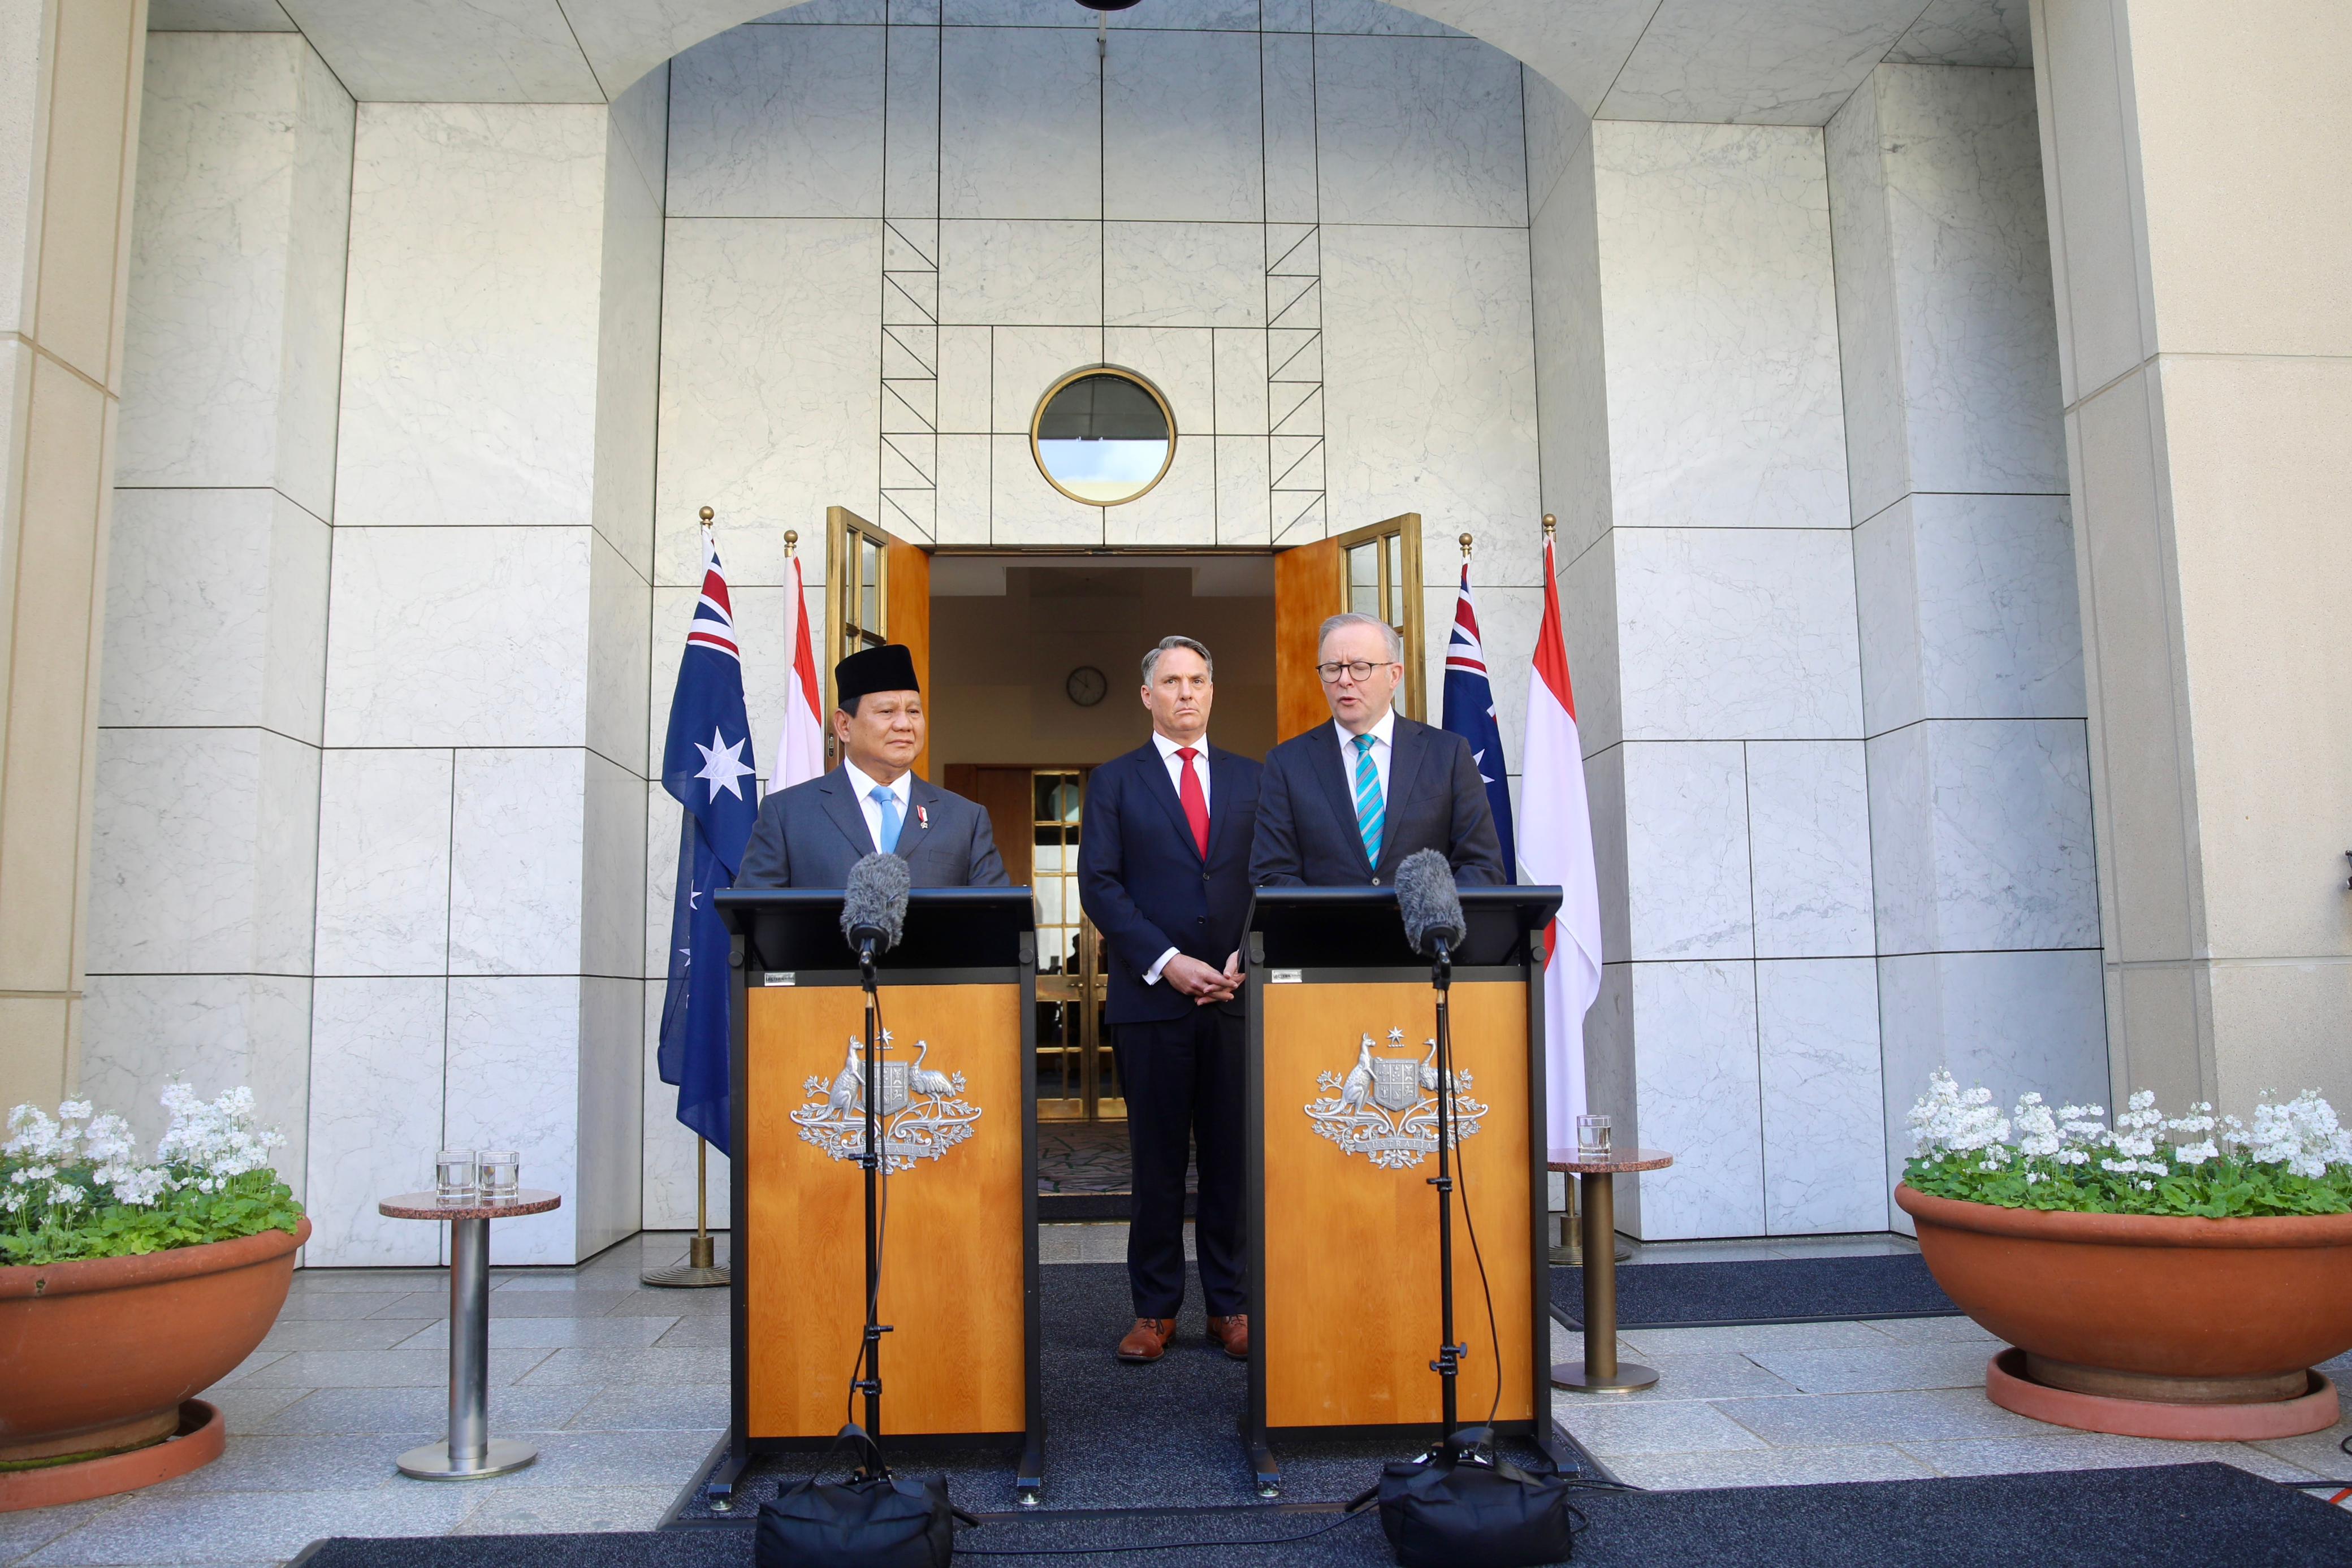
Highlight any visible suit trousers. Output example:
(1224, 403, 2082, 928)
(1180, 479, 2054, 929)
(1114, 1008, 1247, 1319)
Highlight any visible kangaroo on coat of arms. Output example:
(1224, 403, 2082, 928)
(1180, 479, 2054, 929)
(793, 1029, 982, 1173)
(1305, 1027, 1486, 1169)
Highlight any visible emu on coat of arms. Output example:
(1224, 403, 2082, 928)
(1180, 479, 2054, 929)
(1305, 1027, 1486, 1170)
(792, 1029, 982, 1173)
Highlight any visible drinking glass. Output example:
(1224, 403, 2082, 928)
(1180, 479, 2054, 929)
(1576, 1114, 1612, 1161)
(478, 1150, 520, 1202)
(435, 1149, 477, 1205)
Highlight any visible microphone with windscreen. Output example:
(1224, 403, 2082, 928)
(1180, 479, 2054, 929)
(1396, 848, 1467, 969)
(841, 852, 911, 974)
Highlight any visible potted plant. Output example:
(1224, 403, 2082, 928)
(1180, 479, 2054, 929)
(0, 1085, 309, 1510)
(1895, 1071, 2352, 1440)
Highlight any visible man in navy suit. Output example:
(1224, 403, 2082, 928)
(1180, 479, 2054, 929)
(1249, 612, 1506, 889)
(1079, 636, 1260, 1365)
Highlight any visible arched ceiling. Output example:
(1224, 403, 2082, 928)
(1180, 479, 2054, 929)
(149, 0, 2029, 127)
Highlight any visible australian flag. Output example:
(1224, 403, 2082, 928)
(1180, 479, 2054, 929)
(1441, 559, 1517, 878)
(657, 534, 760, 1154)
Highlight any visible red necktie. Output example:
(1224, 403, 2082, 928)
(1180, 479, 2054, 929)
(1176, 747, 1210, 859)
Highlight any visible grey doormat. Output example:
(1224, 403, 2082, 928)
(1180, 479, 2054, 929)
(1552, 1253, 1957, 1329)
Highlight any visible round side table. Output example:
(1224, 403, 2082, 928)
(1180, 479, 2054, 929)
(378, 1189, 561, 1479)
(1547, 1150, 1672, 1394)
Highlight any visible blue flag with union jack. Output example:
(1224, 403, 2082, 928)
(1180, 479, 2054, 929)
(656, 535, 759, 1154)
(1441, 560, 1516, 879)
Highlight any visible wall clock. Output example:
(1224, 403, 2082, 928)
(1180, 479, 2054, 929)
(1065, 665, 1108, 707)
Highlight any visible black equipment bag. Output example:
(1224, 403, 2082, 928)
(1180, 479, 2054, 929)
(1374, 1430, 1583, 1568)
(754, 1426, 962, 1568)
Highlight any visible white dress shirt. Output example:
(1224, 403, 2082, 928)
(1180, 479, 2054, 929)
(1333, 707, 1398, 809)
(841, 759, 913, 852)
(1142, 731, 1210, 986)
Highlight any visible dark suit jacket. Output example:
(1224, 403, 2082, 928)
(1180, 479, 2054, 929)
(737, 767, 1009, 889)
(1078, 740, 1261, 1026)
(1247, 713, 1507, 888)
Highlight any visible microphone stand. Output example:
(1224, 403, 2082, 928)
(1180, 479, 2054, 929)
(1424, 934, 1468, 1459)
(854, 933, 891, 1471)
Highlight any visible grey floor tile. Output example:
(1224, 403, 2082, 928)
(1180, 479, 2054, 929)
(1616, 1322, 1897, 1357)
(258, 1318, 442, 1353)
(198, 1384, 313, 1430)
(1545, 1323, 1640, 1366)
(1551, 1396, 1768, 1456)
(1625, 1242, 1788, 1264)
(1903, 1432, 2323, 1482)
(475, 1429, 720, 1488)
(0, 1499, 133, 1566)
(390, 1315, 678, 1350)
(23, 1486, 477, 1565)
(271, 1292, 423, 1322)
(455, 1484, 681, 1534)
(370, 1290, 635, 1320)
(1607, 1443, 1936, 1490)
(514, 1346, 731, 1386)
(602, 1288, 730, 1318)
(2245, 1414, 2352, 1480)
(136, 1434, 408, 1497)
(230, 1347, 554, 1389)
(1711, 1389, 2050, 1446)
(652, 1315, 729, 1347)
(288, 1269, 447, 1293)
(1593, 1353, 1805, 1401)
(1745, 1342, 1994, 1396)
(1766, 1237, 1919, 1259)
(247, 1385, 598, 1437)
(205, 1350, 286, 1388)
(1857, 1315, 1999, 1345)
(563, 1384, 731, 1431)
(1037, 1228, 1082, 1263)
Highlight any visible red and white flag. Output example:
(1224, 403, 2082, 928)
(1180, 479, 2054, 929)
(774, 548, 826, 790)
(1519, 529, 1604, 1145)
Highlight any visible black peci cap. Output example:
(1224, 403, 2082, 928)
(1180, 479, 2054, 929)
(834, 643, 921, 708)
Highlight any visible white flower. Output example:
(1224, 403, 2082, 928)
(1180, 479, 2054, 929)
(1908, 1071, 2009, 1156)
(2174, 1139, 2219, 1167)
(2013, 1093, 2061, 1159)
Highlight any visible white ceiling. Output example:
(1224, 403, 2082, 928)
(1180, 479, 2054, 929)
(148, 0, 2034, 122)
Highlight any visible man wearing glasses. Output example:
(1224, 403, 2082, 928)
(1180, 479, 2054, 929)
(1248, 612, 1507, 889)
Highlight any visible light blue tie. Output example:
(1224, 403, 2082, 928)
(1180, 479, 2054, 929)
(871, 785, 902, 854)
(1351, 733, 1383, 868)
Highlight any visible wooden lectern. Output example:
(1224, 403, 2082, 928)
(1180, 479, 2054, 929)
(710, 888, 1044, 1500)
(1243, 885, 1562, 1492)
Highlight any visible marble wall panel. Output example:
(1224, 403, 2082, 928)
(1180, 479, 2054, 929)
(1593, 122, 1849, 534)
(1529, 118, 1610, 565)
(939, 220, 1102, 327)
(448, 748, 588, 977)
(1102, 326, 1214, 441)
(1580, 961, 1640, 1229)
(323, 526, 594, 748)
(1824, 73, 1905, 523)
(937, 435, 992, 544)
(1867, 718, 2100, 956)
(313, 748, 454, 978)
(991, 326, 1105, 433)
(608, 59, 669, 203)
(1598, 0, 1920, 125)
(279, 38, 354, 521)
(1260, 31, 1318, 226)
(1320, 224, 1537, 560)
(1103, 427, 1217, 548)
(667, 24, 885, 218)
(305, 976, 447, 1267)
(576, 973, 646, 1255)
(1557, 530, 1621, 759)
(1628, 959, 1763, 1240)
(1745, 739, 1874, 960)
(1313, 35, 1527, 228)
(275, 0, 603, 103)
(100, 489, 329, 741)
(444, 976, 581, 1263)
(1613, 528, 1863, 743)
(884, 20, 940, 219)
(1621, 740, 1749, 963)
(80, 974, 314, 1192)
(939, 25, 1100, 221)
(588, 531, 654, 776)
(1312, 0, 1463, 40)
(593, 120, 666, 582)
(1888, 0, 2031, 68)
(654, 218, 881, 588)
(1105, 29, 1263, 224)
(88, 728, 318, 977)
(1212, 327, 1267, 434)
(1580, 745, 1629, 964)
(151, 1, 299, 28)
(1521, 64, 1585, 224)
(1856, 493, 2085, 735)
(991, 434, 1104, 545)
(1104, 223, 1263, 329)
(336, 105, 607, 532)
(1756, 958, 1888, 1234)
(644, 979, 733, 1229)
(764, 0, 884, 20)
(936, 326, 991, 433)
(1214, 435, 1270, 545)
(583, 750, 649, 982)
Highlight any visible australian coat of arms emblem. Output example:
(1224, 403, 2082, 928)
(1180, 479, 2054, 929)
(1305, 1028, 1486, 1169)
(792, 1029, 982, 1173)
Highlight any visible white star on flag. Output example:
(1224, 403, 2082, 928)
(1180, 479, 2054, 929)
(694, 727, 755, 802)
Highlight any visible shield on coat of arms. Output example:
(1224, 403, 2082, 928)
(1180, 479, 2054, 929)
(1369, 1056, 1422, 1112)
(875, 1062, 909, 1116)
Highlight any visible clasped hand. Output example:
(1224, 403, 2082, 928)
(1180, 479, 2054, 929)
(1163, 951, 1245, 1005)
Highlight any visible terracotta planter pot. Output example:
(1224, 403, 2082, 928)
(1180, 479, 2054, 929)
(1897, 1185, 2352, 1419)
(0, 1216, 308, 1468)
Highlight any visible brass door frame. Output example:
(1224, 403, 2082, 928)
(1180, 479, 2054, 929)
(1026, 767, 1119, 1122)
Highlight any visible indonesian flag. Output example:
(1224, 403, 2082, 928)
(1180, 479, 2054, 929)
(1519, 529, 1604, 1146)
(775, 549, 826, 790)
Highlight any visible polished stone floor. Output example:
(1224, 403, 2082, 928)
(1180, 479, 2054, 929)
(5, 1228, 2347, 1566)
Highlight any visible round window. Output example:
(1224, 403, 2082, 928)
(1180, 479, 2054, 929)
(1030, 367, 1174, 506)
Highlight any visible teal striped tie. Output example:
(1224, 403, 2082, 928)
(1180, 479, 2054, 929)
(1351, 732, 1383, 868)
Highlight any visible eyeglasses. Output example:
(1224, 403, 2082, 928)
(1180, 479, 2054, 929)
(1316, 660, 1395, 683)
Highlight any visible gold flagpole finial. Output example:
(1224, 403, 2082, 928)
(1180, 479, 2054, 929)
(1541, 512, 1557, 538)
(784, 529, 798, 557)
(1459, 532, 1475, 558)
(699, 505, 715, 528)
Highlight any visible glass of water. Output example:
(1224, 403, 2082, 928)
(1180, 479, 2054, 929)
(1576, 1115, 1612, 1162)
(478, 1150, 520, 1203)
(435, 1149, 477, 1205)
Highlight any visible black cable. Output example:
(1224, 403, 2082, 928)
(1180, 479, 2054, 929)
(842, 988, 896, 1437)
(1436, 1003, 1503, 1431)
(956, 1498, 1380, 1557)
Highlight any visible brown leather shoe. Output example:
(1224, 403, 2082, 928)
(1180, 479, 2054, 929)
(1207, 1314, 1250, 1360)
(1116, 1317, 1176, 1363)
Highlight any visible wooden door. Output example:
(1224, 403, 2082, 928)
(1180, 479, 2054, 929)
(826, 506, 933, 779)
(1274, 538, 1340, 742)
(1274, 513, 1425, 743)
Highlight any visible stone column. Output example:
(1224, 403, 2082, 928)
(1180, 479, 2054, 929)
(84, 29, 353, 1176)
(1824, 60, 2107, 1206)
(2030, 0, 2352, 1114)
(0, 0, 148, 1111)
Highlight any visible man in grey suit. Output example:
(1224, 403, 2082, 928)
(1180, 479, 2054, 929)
(738, 643, 1009, 889)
